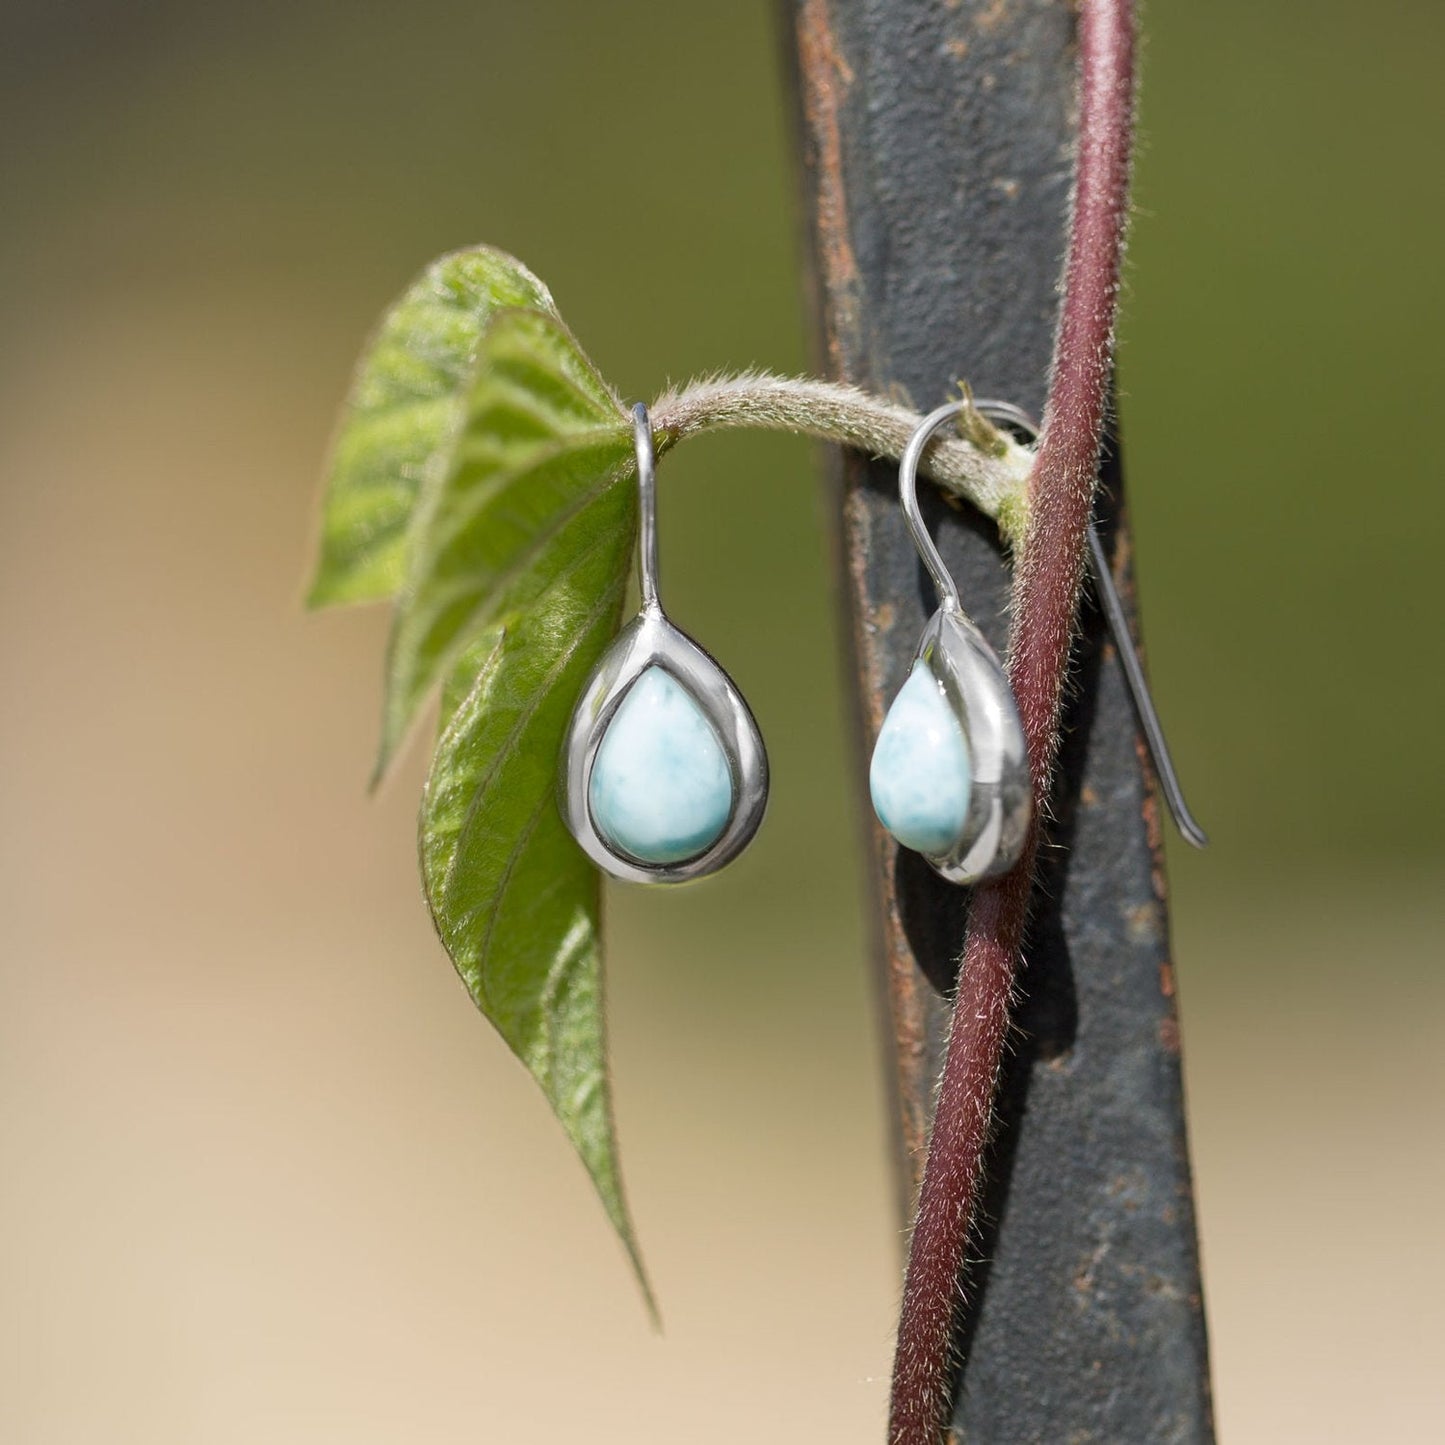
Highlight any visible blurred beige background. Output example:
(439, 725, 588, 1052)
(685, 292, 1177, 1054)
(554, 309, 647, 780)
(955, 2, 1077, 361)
(1, 2, 1441, 1441)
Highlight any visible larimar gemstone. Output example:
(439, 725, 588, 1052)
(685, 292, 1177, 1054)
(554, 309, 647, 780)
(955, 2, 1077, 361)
(588, 666, 734, 865)
(869, 661, 972, 855)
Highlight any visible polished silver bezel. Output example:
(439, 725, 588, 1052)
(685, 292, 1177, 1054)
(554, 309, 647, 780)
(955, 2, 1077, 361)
(913, 604, 1031, 884)
(560, 605, 769, 885)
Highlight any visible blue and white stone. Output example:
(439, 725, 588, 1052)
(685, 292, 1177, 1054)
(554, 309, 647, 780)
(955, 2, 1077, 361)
(869, 660, 972, 856)
(588, 666, 734, 865)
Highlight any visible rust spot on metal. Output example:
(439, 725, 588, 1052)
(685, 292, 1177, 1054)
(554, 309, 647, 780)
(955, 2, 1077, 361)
(1107, 1171, 1147, 1216)
(840, 458, 932, 1203)
(1125, 900, 1161, 944)
(871, 822, 931, 1193)
(946, 36, 971, 60)
(1073, 1238, 1109, 1297)
(975, 0, 1011, 34)
(1158, 960, 1176, 998)
(844, 492, 886, 731)
(1110, 523, 1134, 588)
(1144, 1272, 1183, 1301)
(1080, 782, 1099, 806)
(1134, 731, 1169, 903)
(1158, 1015, 1181, 1055)
(796, 0, 860, 368)
(887, 915, 930, 1176)
(1117, 520, 1177, 904)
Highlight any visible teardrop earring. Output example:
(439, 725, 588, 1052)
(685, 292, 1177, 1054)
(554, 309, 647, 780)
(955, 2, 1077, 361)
(871, 395, 1208, 879)
(560, 403, 769, 883)
(869, 398, 1033, 884)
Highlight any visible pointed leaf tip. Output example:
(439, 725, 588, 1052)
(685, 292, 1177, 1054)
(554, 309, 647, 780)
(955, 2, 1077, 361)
(421, 549, 654, 1307)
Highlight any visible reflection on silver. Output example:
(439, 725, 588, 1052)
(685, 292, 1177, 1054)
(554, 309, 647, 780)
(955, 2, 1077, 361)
(909, 602, 1033, 883)
(559, 404, 768, 884)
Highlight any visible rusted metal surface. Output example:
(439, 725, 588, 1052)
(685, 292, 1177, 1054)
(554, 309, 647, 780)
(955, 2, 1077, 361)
(783, 1, 1215, 1438)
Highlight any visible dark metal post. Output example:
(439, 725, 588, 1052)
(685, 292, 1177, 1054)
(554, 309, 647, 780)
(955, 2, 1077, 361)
(784, 2, 1215, 1437)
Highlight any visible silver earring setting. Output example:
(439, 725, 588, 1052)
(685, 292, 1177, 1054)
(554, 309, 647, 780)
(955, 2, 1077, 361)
(560, 404, 769, 883)
(869, 399, 1034, 884)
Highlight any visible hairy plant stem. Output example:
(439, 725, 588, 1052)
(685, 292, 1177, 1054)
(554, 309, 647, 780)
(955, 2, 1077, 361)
(651, 372, 1034, 544)
(887, 3, 1137, 1442)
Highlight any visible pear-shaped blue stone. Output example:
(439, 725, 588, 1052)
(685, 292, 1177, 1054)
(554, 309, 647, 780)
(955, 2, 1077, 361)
(869, 661, 972, 856)
(589, 666, 734, 865)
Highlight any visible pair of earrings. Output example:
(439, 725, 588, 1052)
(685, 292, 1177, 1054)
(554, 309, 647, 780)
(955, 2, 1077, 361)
(560, 400, 1038, 886)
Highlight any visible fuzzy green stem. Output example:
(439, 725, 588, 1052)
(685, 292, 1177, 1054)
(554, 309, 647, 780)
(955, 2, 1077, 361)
(650, 372, 1034, 544)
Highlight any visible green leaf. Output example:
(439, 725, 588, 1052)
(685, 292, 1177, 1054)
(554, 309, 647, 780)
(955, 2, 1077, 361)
(376, 305, 630, 775)
(419, 483, 652, 1308)
(380, 291, 650, 1300)
(308, 247, 557, 609)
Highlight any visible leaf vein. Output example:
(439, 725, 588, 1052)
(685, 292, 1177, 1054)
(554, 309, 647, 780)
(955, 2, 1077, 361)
(440, 569, 627, 911)
(390, 449, 633, 746)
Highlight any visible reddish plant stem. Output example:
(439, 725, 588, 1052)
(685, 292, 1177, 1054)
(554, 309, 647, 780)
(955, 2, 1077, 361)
(886, 3, 1137, 1442)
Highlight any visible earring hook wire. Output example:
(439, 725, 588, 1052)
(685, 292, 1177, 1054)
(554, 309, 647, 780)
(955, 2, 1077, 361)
(632, 402, 661, 614)
(899, 395, 1208, 849)
(898, 398, 974, 613)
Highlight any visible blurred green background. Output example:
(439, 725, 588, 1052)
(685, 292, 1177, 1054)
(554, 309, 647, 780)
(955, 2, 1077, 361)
(1, 2, 1441, 1441)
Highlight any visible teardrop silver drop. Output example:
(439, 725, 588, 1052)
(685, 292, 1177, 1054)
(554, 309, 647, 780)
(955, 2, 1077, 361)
(561, 605, 768, 884)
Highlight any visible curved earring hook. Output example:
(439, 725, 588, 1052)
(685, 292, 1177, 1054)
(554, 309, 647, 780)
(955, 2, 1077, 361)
(899, 395, 1208, 849)
(898, 395, 1031, 612)
(898, 398, 975, 612)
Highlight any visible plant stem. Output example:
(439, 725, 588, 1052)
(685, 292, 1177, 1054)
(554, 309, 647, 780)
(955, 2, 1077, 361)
(650, 372, 1034, 543)
(887, 3, 1137, 1442)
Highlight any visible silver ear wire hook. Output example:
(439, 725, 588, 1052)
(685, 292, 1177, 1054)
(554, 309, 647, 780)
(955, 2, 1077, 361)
(632, 402, 661, 614)
(898, 395, 1042, 612)
(899, 399, 973, 612)
(901, 395, 1208, 849)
